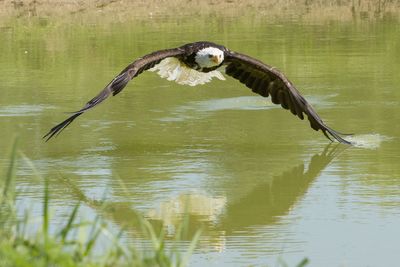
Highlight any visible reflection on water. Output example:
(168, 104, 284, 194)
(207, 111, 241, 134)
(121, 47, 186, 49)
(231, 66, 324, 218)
(143, 144, 344, 250)
(2, 14, 400, 267)
(159, 94, 337, 122)
(147, 193, 227, 232)
(52, 144, 341, 248)
(218, 144, 343, 232)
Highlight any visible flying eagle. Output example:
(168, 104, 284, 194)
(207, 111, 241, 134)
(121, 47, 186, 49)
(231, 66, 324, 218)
(44, 41, 351, 144)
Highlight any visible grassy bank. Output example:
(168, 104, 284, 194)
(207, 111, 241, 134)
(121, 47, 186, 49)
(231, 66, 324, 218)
(1, 0, 399, 23)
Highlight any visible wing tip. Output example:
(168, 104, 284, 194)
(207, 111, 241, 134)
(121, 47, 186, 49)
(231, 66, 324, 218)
(323, 127, 353, 145)
(43, 113, 82, 142)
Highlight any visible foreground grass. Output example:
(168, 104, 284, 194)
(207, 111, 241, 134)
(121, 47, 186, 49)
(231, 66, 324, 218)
(0, 140, 200, 267)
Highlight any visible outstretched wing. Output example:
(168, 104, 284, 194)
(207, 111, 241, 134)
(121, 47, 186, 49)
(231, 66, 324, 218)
(223, 50, 351, 144)
(43, 47, 185, 141)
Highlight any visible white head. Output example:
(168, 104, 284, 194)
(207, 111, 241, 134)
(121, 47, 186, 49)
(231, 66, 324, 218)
(195, 47, 224, 69)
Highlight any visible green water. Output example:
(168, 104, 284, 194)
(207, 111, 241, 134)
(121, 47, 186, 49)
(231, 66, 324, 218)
(1, 15, 400, 266)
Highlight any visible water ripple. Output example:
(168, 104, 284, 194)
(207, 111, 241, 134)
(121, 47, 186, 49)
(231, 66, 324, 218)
(0, 104, 55, 117)
(347, 133, 391, 149)
(158, 94, 335, 122)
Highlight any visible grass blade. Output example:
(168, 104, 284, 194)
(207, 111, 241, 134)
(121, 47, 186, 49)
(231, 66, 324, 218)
(84, 225, 102, 256)
(59, 202, 80, 243)
(43, 177, 49, 240)
(2, 137, 18, 199)
(178, 229, 201, 267)
(297, 258, 309, 267)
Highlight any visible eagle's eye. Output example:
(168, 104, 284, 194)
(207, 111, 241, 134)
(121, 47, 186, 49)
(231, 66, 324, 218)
(208, 55, 213, 58)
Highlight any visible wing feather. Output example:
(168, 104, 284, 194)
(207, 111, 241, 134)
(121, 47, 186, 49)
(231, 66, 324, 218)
(43, 47, 185, 141)
(224, 51, 351, 144)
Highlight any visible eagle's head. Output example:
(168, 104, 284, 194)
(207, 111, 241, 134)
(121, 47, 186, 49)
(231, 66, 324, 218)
(195, 47, 224, 69)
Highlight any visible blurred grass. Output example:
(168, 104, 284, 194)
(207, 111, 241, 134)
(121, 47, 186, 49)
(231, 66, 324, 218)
(0, 139, 201, 267)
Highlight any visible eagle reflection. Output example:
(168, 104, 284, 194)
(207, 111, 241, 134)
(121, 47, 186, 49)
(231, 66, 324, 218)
(143, 144, 345, 238)
(58, 144, 344, 241)
(217, 144, 344, 233)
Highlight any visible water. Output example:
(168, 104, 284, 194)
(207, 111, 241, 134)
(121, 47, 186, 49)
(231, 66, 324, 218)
(1, 14, 400, 266)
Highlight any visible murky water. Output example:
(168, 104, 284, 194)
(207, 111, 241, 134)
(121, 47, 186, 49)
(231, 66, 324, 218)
(1, 14, 400, 266)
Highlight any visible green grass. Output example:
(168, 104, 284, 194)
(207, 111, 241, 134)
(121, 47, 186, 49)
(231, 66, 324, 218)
(0, 139, 201, 267)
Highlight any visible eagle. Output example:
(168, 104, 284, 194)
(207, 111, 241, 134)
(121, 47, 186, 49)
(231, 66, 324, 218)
(44, 41, 351, 144)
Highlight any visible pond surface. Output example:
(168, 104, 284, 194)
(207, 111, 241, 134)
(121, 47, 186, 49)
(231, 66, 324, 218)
(1, 14, 400, 266)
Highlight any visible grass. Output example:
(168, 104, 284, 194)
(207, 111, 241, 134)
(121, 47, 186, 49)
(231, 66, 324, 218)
(0, 139, 201, 267)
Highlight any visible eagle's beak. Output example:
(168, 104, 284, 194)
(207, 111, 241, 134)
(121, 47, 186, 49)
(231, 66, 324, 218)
(211, 55, 219, 64)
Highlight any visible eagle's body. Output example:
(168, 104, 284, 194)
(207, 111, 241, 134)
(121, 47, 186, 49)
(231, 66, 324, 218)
(44, 41, 351, 144)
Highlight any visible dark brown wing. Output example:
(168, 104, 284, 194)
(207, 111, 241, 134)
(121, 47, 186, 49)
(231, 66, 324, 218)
(43, 47, 185, 141)
(224, 50, 351, 144)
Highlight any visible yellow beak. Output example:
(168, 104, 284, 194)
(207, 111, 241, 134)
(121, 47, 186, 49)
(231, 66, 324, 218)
(211, 55, 219, 64)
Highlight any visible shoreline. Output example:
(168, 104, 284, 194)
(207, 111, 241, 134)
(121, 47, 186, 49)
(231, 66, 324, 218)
(1, 0, 399, 24)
